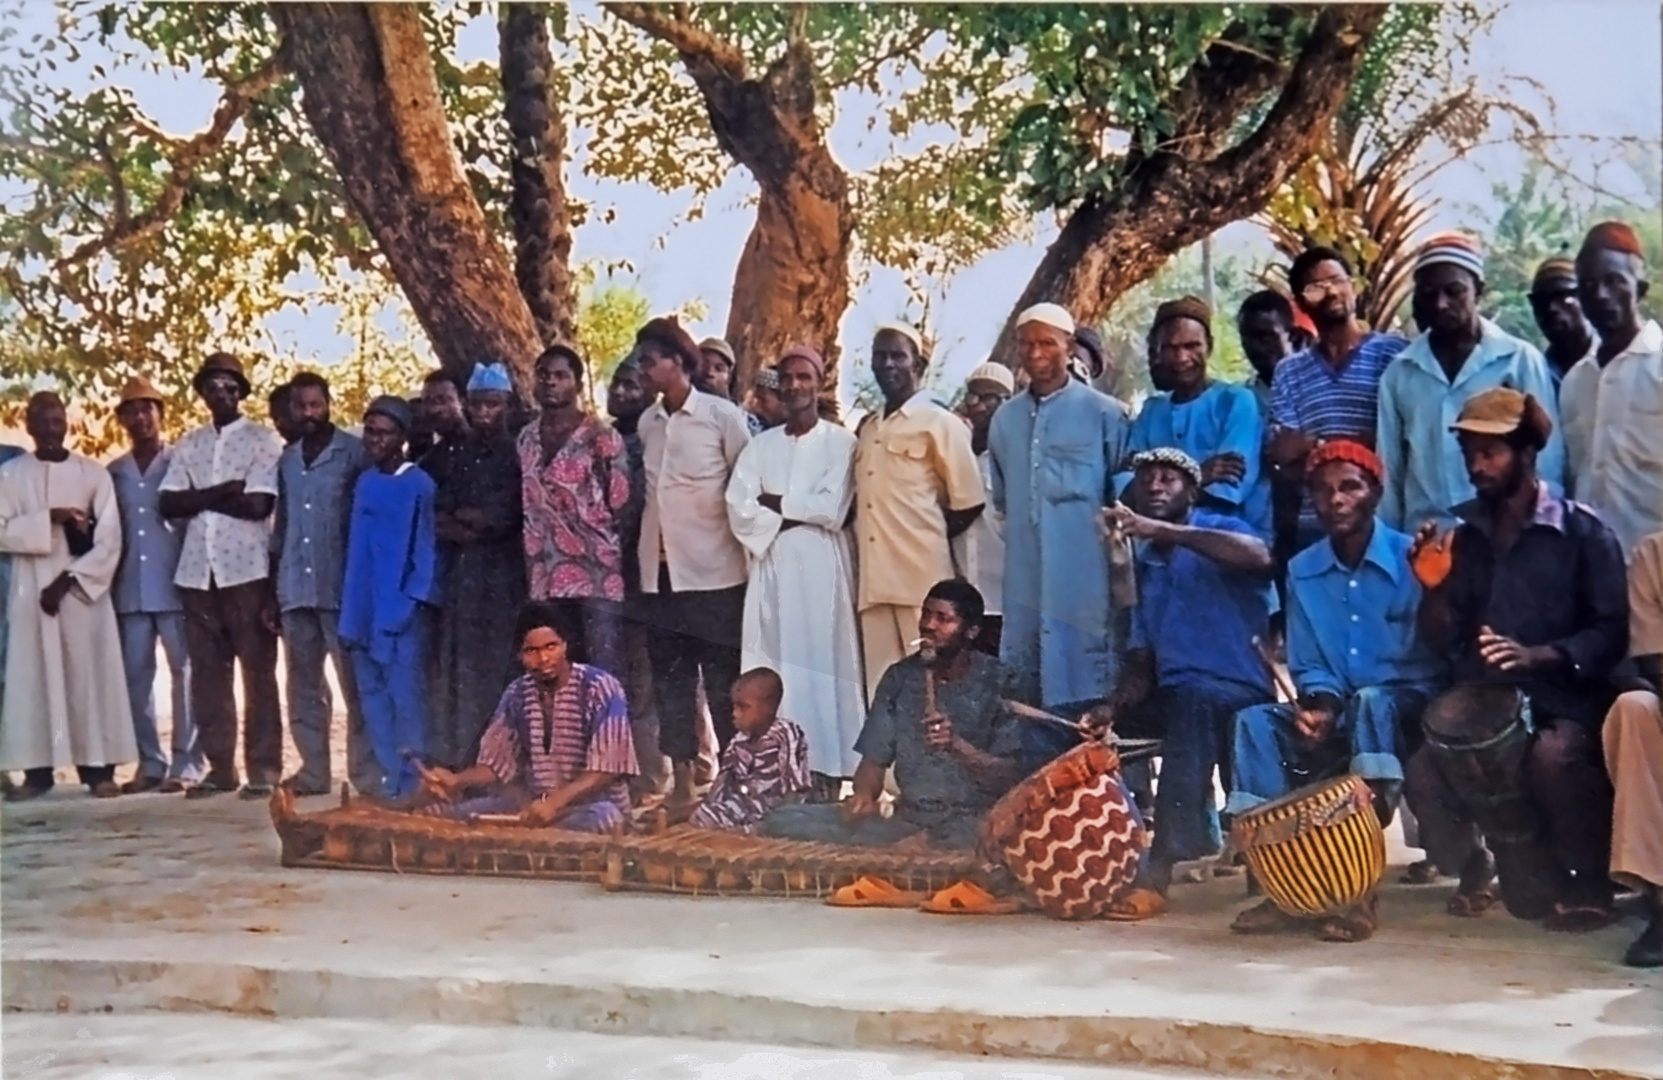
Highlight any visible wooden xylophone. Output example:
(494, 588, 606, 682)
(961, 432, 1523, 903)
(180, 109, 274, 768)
(268, 787, 611, 881)
(602, 825, 982, 898)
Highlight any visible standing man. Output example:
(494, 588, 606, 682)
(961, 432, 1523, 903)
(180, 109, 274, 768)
(727, 345, 865, 791)
(1529, 255, 1596, 391)
(1602, 530, 1663, 967)
(339, 397, 438, 801)
(635, 317, 752, 808)
(1267, 250, 1406, 549)
(422, 361, 526, 770)
(1087, 449, 1276, 900)
(1228, 441, 1444, 940)
(744, 367, 787, 434)
(854, 321, 985, 701)
(158, 353, 284, 799)
(0, 392, 137, 799)
(419, 370, 469, 452)
(1130, 297, 1271, 539)
(0, 438, 23, 789)
(267, 381, 301, 446)
(1559, 221, 1663, 559)
(1377, 232, 1565, 532)
(989, 303, 1130, 715)
(518, 344, 630, 677)
(953, 361, 1013, 655)
(109, 376, 204, 794)
(1236, 289, 1306, 421)
(272, 371, 375, 796)
(607, 357, 670, 798)
(697, 337, 739, 402)
(1404, 388, 1627, 929)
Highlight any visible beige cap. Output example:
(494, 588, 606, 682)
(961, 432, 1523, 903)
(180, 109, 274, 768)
(965, 362, 1015, 395)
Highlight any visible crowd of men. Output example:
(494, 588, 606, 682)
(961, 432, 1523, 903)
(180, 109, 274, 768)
(0, 222, 1659, 969)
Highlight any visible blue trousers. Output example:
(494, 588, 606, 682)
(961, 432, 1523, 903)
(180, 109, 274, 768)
(1227, 685, 1429, 816)
(1148, 680, 1271, 868)
(118, 611, 205, 782)
(350, 620, 431, 800)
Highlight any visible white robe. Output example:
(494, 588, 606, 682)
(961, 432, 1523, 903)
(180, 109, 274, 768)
(726, 423, 866, 777)
(0, 453, 137, 770)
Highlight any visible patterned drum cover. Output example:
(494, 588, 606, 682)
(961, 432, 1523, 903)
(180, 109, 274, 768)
(980, 741, 1146, 920)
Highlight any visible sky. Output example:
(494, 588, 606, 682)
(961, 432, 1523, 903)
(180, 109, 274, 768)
(8, 1, 1662, 399)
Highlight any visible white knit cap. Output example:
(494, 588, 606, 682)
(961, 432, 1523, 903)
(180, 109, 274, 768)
(965, 362, 1015, 394)
(1016, 302, 1076, 335)
(875, 322, 925, 351)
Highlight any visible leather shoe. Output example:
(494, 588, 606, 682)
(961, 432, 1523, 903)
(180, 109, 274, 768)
(1625, 913, 1663, 968)
(185, 777, 239, 800)
(121, 775, 165, 795)
(3, 783, 51, 803)
(91, 780, 122, 799)
(238, 783, 274, 801)
(158, 778, 189, 794)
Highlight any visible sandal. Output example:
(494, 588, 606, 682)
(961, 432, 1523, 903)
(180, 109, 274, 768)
(1400, 859, 1442, 885)
(826, 875, 930, 909)
(1545, 902, 1617, 934)
(1446, 887, 1498, 918)
(918, 880, 1023, 916)
(1102, 887, 1169, 922)
(1316, 911, 1377, 943)
(1230, 899, 1306, 935)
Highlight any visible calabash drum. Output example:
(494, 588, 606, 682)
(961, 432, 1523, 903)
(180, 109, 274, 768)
(1229, 773, 1385, 919)
(980, 741, 1146, 920)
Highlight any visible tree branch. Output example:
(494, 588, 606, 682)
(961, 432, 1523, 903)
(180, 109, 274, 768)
(55, 53, 287, 268)
(605, 2, 747, 84)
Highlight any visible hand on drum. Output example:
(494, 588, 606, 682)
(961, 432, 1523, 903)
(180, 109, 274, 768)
(1077, 704, 1115, 741)
(840, 790, 880, 823)
(1293, 705, 1336, 746)
(1477, 625, 1551, 673)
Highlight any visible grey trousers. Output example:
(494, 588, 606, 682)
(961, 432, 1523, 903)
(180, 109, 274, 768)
(281, 608, 379, 793)
(118, 611, 206, 782)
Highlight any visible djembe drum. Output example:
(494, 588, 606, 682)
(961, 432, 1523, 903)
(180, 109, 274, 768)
(1420, 684, 1559, 919)
(979, 740, 1146, 920)
(1230, 773, 1385, 919)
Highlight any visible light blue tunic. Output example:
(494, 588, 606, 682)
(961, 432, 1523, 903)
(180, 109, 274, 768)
(1127, 380, 1272, 538)
(988, 380, 1130, 709)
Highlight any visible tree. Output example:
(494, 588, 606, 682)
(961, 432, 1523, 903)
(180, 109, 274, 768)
(976, 5, 1390, 364)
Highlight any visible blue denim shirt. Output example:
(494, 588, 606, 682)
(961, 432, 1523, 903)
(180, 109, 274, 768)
(273, 428, 367, 612)
(109, 447, 185, 614)
(1128, 381, 1271, 538)
(1286, 519, 1445, 700)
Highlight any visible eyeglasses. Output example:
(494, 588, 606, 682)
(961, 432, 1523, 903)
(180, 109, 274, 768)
(964, 391, 1009, 408)
(1300, 275, 1351, 302)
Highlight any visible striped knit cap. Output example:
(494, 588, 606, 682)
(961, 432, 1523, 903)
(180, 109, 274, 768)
(1414, 231, 1485, 283)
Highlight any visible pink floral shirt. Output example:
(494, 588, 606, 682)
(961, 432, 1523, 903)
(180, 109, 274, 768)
(517, 416, 631, 602)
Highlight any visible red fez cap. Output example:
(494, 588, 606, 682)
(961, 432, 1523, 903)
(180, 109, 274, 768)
(1306, 439, 1384, 486)
(1580, 220, 1644, 259)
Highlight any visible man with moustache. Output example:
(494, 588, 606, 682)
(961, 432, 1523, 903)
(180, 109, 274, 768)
(727, 345, 864, 792)
(271, 371, 376, 796)
(1, 392, 137, 800)
(109, 376, 205, 793)
(1228, 441, 1444, 942)
(1377, 233, 1565, 532)
(1559, 221, 1663, 559)
(1403, 388, 1627, 930)
(989, 303, 1130, 718)
(1529, 255, 1596, 392)
(853, 322, 984, 702)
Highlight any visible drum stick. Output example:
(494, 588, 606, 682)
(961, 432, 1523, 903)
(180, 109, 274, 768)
(1003, 699, 1079, 732)
(1001, 699, 1161, 761)
(1250, 636, 1300, 703)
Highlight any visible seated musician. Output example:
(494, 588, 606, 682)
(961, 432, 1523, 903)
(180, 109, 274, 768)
(684, 667, 812, 834)
(414, 602, 639, 833)
(1403, 388, 1628, 929)
(761, 579, 1023, 852)
(1227, 440, 1444, 940)
(1603, 529, 1663, 968)
(1083, 448, 1276, 908)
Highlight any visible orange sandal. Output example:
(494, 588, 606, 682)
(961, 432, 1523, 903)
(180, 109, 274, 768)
(919, 879, 1023, 915)
(826, 875, 930, 908)
(1102, 887, 1169, 922)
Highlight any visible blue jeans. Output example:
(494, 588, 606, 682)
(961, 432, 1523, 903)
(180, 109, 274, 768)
(1227, 685, 1430, 816)
(1149, 680, 1271, 868)
(350, 620, 432, 799)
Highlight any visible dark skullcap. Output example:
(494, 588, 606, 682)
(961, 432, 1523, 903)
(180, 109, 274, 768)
(1150, 296, 1213, 344)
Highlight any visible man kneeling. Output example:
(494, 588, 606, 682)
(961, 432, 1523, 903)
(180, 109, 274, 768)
(1227, 441, 1443, 941)
(762, 580, 1022, 852)
(415, 603, 639, 832)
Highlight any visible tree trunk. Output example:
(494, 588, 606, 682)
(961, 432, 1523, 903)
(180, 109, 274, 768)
(501, 3, 577, 349)
(991, 4, 1388, 364)
(605, 7, 853, 408)
(273, 3, 543, 393)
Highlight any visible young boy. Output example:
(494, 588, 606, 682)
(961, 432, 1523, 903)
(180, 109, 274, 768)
(687, 668, 811, 834)
(338, 396, 439, 800)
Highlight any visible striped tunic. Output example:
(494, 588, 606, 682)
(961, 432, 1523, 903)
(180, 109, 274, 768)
(688, 719, 811, 834)
(476, 666, 638, 817)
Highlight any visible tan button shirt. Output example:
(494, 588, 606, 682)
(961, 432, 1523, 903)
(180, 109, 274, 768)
(1629, 531, 1663, 658)
(639, 388, 751, 593)
(854, 391, 985, 610)
(1561, 319, 1663, 559)
(160, 417, 283, 590)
